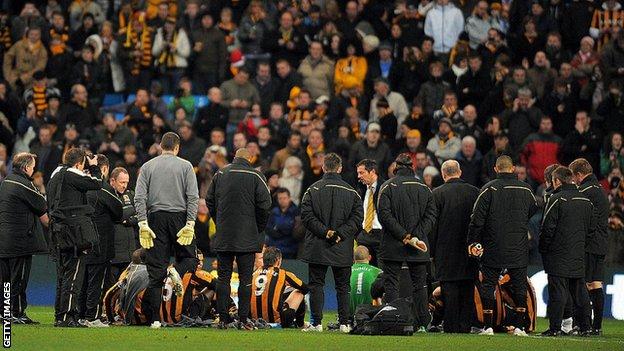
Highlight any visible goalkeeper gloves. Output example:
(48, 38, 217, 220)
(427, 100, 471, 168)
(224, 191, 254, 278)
(138, 220, 156, 249)
(177, 221, 195, 246)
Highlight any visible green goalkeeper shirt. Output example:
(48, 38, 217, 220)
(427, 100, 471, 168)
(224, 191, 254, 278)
(349, 263, 382, 314)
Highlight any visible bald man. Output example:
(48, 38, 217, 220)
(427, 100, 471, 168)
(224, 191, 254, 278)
(431, 160, 479, 333)
(468, 156, 538, 336)
(207, 147, 272, 329)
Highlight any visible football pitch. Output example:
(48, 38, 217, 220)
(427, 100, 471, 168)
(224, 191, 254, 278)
(7, 306, 624, 351)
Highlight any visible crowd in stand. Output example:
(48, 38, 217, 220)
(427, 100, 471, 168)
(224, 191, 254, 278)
(1, 0, 624, 263)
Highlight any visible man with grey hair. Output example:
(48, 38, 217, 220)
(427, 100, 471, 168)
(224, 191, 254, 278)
(501, 87, 543, 153)
(456, 135, 483, 187)
(431, 160, 479, 333)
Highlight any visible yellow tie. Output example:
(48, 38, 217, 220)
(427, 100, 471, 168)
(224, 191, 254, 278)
(363, 185, 375, 233)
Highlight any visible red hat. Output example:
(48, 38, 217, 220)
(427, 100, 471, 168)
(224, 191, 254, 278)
(230, 49, 245, 68)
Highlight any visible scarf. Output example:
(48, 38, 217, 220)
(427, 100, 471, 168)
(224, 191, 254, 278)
(578, 50, 592, 63)
(158, 30, 178, 68)
(441, 104, 457, 118)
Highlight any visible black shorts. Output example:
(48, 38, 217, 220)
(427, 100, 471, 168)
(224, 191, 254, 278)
(585, 253, 605, 282)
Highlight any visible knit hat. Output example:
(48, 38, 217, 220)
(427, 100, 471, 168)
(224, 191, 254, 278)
(406, 129, 421, 139)
(362, 35, 380, 51)
(366, 122, 382, 133)
(423, 166, 439, 177)
(439, 117, 453, 128)
(230, 49, 245, 68)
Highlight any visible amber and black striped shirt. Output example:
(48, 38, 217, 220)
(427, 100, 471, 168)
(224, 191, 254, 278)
(251, 267, 308, 323)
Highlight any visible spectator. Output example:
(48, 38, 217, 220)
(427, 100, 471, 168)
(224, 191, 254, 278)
(423, 165, 441, 188)
(219, 67, 260, 138)
(589, 0, 623, 51)
(68, 12, 98, 53)
(272, 132, 302, 172)
(152, 18, 191, 94)
(168, 78, 196, 120)
(10, 3, 47, 43)
(432, 90, 462, 132)
(424, 0, 464, 57)
(512, 18, 544, 67)
(601, 132, 624, 176)
(560, 111, 602, 174)
(456, 135, 483, 187)
(298, 41, 335, 99)
(118, 12, 153, 92)
(597, 81, 624, 134)
(279, 156, 304, 206)
(415, 61, 451, 119)
(58, 84, 98, 139)
(237, 0, 272, 61)
(334, 40, 367, 95)
(369, 78, 409, 139)
(194, 87, 229, 143)
(178, 121, 207, 167)
(198, 146, 228, 198)
(266, 188, 301, 259)
(253, 62, 278, 116)
(465, 1, 494, 50)
(3, 27, 47, 92)
(456, 104, 484, 142)
(287, 89, 314, 124)
(94, 113, 134, 166)
(366, 41, 402, 94)
(457, 54, 491, 109)
(544, 32, 570, 70)
(298, 128, 325, 191)
(257, 126, 275, 162)
(570, 36, 600, 88)
(28, 124, 62, 183)
(336, 0, 362, 42)
(275, 59, 303, 105)
(482, 131, 515, 184)
(191, 12, 227, 93)
(218, 7, 237, 51)
(527, 51, 557, 101)
(521, 116, 562, 186)
(70, 44, 103, 106)
(69, 0, 104, 31)
(501, 88, 543, 152)
(427, 118, 461, 164)
(263, 11, 306, 67)
(348, 122, 393, 177)
(542, 78, 579, 137)
(237, 103, 268, 138)
(374, 98, 398, 143)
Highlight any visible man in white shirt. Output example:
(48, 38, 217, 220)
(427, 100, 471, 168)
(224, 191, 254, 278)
(355, 159, 383, 267)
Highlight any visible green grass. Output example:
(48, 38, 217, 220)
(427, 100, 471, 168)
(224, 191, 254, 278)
(7, 306, 624, 351)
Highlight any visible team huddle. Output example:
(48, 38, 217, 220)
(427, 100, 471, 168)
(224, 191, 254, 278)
(0, 132, 608, 337)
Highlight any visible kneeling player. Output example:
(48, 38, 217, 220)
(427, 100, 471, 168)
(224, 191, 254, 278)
(250, 247, 309, 328)
(104, 249, 217, 325)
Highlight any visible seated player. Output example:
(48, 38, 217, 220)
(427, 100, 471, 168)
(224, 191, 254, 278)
(103, 249, 217, 325)
(250, 247, 309, 328)
(350, 246, 383, 315)
(428, 272, 537, 333)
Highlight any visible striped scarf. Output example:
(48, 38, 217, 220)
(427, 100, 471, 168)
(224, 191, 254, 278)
(32, 86, 47, 116)
(158, 30, 178, 68)
(306, 144, 325, 175)
(125, 26, 152, 75)
(591, 7, 624, 50)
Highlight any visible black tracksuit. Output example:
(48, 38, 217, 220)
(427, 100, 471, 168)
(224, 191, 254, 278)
(377, 167, 437, 327)
(47, 165, 102, 324)
(79, 182, 123, 321)
(206, 157, 272, 322)
(578, 174, 610, 331)
(468, 172, 538, 329)
(110, 189, 138, 282)
(300, 172, 363, 325)
(0, 170, 48, 319)
(431, 178, 479, 333)
(540, 183, 595, 332)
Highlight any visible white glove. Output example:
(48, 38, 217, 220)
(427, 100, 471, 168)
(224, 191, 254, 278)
(176, 221, 195, 246)
(138, 220, 156, 249)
